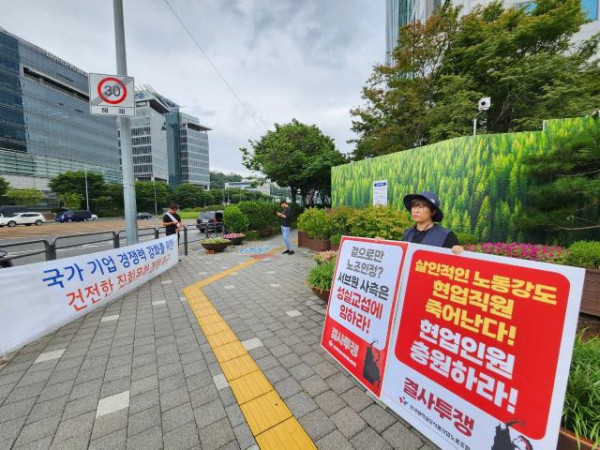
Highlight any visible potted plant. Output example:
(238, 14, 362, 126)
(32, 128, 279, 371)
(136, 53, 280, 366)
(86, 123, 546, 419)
(559, 332, 600, 449)
(223, 233, 245, 245)
(307, 260, 335, 302)
(330, 234, 342, 251)
(297, 208, 331, 252)
(201, 237, 231, 253)
(314, 250, 338, 265)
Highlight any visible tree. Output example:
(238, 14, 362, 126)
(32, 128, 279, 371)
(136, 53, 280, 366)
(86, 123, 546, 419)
(49, 171, 106, 210)
(351, 0, 599, 159)
(0, 176, 9, 199)
(519, 123, 600, 243)
(104, 183, 124, 211)
(210, 172, 243, 189)
(5, 188, 43, 206)
(173, 184, 208, 209)
(241, 119, 347, 206)
(135, 181, 172, 213)
(60, 193, 83, 210)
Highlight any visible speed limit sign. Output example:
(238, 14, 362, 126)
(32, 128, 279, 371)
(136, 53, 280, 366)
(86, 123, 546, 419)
(88, 73, 135, 116)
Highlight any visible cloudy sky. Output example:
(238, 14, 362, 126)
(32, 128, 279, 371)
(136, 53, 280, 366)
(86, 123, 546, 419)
(2, 0, 385, 176)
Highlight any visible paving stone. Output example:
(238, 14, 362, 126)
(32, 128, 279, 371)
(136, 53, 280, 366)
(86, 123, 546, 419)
(53, 411, 95, 443)
(126, 425, 162, 450)
(14, 435, 53, 450)
(130, 375, 158, 397)
(330, 406, 367, 439)
(315, 390, 347, 416)
(159, 386, 189, 412)
(90, 409, 128, 441)
(127, 406, 160, 437)
(50, 433, 91, 450)
(233, 422, 255, 450)
(198, 417, 235, 450)
(298, 409, 337, 441)
(225, 404, 245, 427)
(360, 404, 397, 433)
(163, 421, 200, 450)
(193, 399, 227, 429)
(189, 384, 219, 408)
(264, 365, 289, 384)
(283, 392, 318, 421)
(162, 402, 194, 432)
(89, 428, 126, 450)
(279, 353, 302, 369)
(316, 430, 354, 450)
(341, 387, 375, 413)
(13, 415, 61, 447)
(255, 355, 279, 372)
(326, 372, 355, 395)
(0, 397, 36, 423)
(301, 375, 330, 397)
(96, 391, 129, 417)
(218, 387, 236, 407)
(350, 427, 393, 450)
(381, 422, 423, 449)
(273, 377, 303, 399)
(69, 379, 102, 401)
(288, 363, 316, 381)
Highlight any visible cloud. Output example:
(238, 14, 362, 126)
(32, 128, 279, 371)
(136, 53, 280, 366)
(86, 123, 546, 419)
(1, 0, 385, 174)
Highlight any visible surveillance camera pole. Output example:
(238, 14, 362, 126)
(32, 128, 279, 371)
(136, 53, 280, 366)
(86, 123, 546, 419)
(473, 116, 478, 136)
(113, 0, 138, 244)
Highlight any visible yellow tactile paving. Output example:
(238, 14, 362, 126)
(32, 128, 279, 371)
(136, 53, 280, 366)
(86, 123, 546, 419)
(202, 321, 231, 336)
(221, 354, 260, 381)
(229, 371, 273, 405)
(185, 241, 315, 449)
(213, 341, 247, 363)
(205, 330, 238, 348)
(256, 417, 317, 450)
(241, 391, 292, 436)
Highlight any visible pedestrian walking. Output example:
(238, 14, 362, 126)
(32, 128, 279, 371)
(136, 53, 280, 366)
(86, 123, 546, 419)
(276, 200, 294, 255)
(402, 191, 464, 254)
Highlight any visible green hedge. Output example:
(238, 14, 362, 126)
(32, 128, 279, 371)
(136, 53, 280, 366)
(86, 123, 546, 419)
(567, 241, 600, 269)
(238, 201, 279, 236)
(223, 205, 249, 233)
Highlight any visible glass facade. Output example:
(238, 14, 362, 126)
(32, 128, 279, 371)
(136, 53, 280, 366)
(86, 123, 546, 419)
(0, 27, 121, 185)
(131, 100, 168, 182)
(179, 113, 210, 188)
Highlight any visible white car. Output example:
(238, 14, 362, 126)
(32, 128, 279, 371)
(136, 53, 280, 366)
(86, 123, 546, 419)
(0, 212, 46, 227)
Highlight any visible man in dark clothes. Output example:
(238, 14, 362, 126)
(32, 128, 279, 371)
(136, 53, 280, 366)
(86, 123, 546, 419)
(402, 191, 464, 255)
(276, 200, 294, 255)
(162, 203, 182, 241)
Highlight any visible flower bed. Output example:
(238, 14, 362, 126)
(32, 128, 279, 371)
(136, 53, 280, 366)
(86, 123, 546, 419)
(223, 233, 245, 245)
(314, 250, 338, 265)
(464, 242, 567, 263)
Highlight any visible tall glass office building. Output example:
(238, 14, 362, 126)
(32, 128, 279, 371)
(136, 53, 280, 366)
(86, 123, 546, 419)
(133, 89, 210, 189)
(0, 27, 121, 189)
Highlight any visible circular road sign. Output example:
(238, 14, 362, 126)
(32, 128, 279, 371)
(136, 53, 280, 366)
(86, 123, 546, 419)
(97, 77, 128, 105)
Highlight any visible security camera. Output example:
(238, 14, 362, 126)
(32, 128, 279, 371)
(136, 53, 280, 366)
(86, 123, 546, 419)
(478, 97, 491, 112)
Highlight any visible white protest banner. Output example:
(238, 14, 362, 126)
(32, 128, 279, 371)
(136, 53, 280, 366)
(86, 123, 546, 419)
(0, 235, 178, 356)
(381, 244, 585, 450)
(321, 236, 407, 396)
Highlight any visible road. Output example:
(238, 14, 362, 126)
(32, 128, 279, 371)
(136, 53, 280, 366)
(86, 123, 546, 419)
(0, 218, 206, 266)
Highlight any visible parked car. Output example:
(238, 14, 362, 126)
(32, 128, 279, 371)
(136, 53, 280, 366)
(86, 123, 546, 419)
(55, 210, 92, 223)
(196, 211, 224, 233)
(137, 212, 153, 220)
(88, 214, 98, 221)
(0, 212, 46, 227)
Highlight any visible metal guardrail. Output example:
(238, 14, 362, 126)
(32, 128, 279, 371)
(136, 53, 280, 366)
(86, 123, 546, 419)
(0, 225, 211, 265)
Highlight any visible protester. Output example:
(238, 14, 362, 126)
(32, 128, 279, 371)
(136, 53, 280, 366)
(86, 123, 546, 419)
(162, 203, 182, 242)
(402, 191, 464, 254)
(276, 200, 294, 255)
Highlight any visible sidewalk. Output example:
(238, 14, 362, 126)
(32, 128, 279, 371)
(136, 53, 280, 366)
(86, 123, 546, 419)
(0, 232, 437, 450)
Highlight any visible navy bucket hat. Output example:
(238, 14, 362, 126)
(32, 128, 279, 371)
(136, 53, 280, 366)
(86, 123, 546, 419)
(403, 191, 444, 222)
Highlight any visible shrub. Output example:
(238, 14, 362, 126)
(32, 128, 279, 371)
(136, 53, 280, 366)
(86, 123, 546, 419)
(202, 238, 230, 244)
(330, 234, 342, 246)
(567, 241, 600, 269)
(223, 205, 249, 233)
(455, 232, 479, 245)
(239, 202, 279, 236)
(562, 332, 600, 445)
(315, 250, 338, 265)
(307, 260, 335, 290)
(328, 206, 356, 236)
(297, 208, 330, 239)
(464, 242, 566, 263)
(244, 230, 260, 241)
(348, 206, 411, 240)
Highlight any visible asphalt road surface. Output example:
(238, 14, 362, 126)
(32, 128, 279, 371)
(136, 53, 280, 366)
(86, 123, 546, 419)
(0, 218, 205, 266)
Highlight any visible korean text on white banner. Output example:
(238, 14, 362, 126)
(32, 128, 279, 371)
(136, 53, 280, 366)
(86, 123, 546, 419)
(321, 236, 407, 396)
(0, 235, 178, 356)
(381, 244, 585, 450)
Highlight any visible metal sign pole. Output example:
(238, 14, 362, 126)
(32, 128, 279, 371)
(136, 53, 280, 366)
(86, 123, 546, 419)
(113, 0, 138, 244)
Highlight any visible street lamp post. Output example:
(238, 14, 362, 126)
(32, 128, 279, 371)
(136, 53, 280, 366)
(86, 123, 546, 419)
(84, 168, 90, 210)
(151, 176, 158, 215)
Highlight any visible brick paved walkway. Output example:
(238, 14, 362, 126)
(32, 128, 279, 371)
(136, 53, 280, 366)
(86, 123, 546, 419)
(0, 232, 437, 450)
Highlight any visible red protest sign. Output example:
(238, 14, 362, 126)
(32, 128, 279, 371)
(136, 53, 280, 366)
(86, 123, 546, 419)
(321, 236, 407, 396)
(382, 246, 585, 450)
